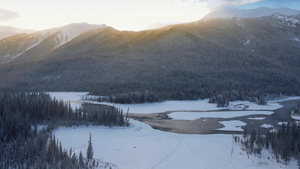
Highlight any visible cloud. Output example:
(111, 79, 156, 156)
(178, 0, 263, 10)
(262, 0, 300, 6)
(238, 0, 300, 9)
(182, 0, 261, 5)
(0, 9, 20, 22)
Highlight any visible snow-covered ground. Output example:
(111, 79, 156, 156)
(168, 111, 273, 120)
(47, 92, 88, 110)
(248, 117, 266, 120)
(229, 101, 282, 111)
(217, 120, 246, 131)
(260, 124, 274, 128)
(54, 119, 297, 169)
(278, 122, 288, 125)
(50, 92, 300, 168)
(291, 115, 300, 121)
(47, 92, 89, 102)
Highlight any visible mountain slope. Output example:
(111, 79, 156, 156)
(0, 13, 299, 100)
(0, 23, 107, 63)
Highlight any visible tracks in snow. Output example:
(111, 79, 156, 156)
(151, 139, 199, 169)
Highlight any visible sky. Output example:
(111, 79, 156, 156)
(0, 0, 300, 31)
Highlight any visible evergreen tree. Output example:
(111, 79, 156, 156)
(87, 133, 94, 160)
(79, 151, 84, 167)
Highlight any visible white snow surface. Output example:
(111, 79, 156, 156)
(47, 92, 88, 102)
(217, 120, 246, 131)
(248, 117, 266, 120)
(54, 119, 297, 169)
(46, 23, 106, 49)
(278, 122, 288, 125)
(260, 124, 274, 128)
(229, 101, 282, 111)
(50, 92, 300, 168)
(292, 115, 300, 121)
(169, 111, 273, 120)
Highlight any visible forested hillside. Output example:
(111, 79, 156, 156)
(0, 14, 299, 101)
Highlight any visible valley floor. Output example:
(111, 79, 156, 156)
(49, 92, 300, 169)
(54, 119, 298, 169)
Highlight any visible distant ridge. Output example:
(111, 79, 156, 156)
(0, 26, 35, 40)
(202, 7, 300, 20)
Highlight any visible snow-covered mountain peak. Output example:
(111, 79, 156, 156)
(48, 23, 107, 35)
(39, 23, 107, 48)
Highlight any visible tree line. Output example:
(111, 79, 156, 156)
(235, 121, 300, 166)
(0, 91, 127, 168)
(86, 89, 285, 107)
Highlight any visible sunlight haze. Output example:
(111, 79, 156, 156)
(0, 0, 300, 31)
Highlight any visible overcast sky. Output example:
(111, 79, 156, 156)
(0, 0, 299, 31)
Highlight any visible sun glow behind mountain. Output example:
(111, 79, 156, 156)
(0, 0, 211, 31)
(1, 0, 300, 31)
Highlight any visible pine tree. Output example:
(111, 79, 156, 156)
(87, 133, 93, 160)
(79, 151, 84, 167)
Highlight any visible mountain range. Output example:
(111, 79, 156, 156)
(0, 7, 299, 100)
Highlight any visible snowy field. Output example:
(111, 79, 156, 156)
(55, 119, 297, 169)
(48, 92, 300, 168)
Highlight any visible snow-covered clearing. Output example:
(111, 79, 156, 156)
(169, 111, 273, 120)
(47, 92, 88, 110)
(47, 92, 88, 102)
(217, 120, 246, 131)
(55, 119, 297, 169)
